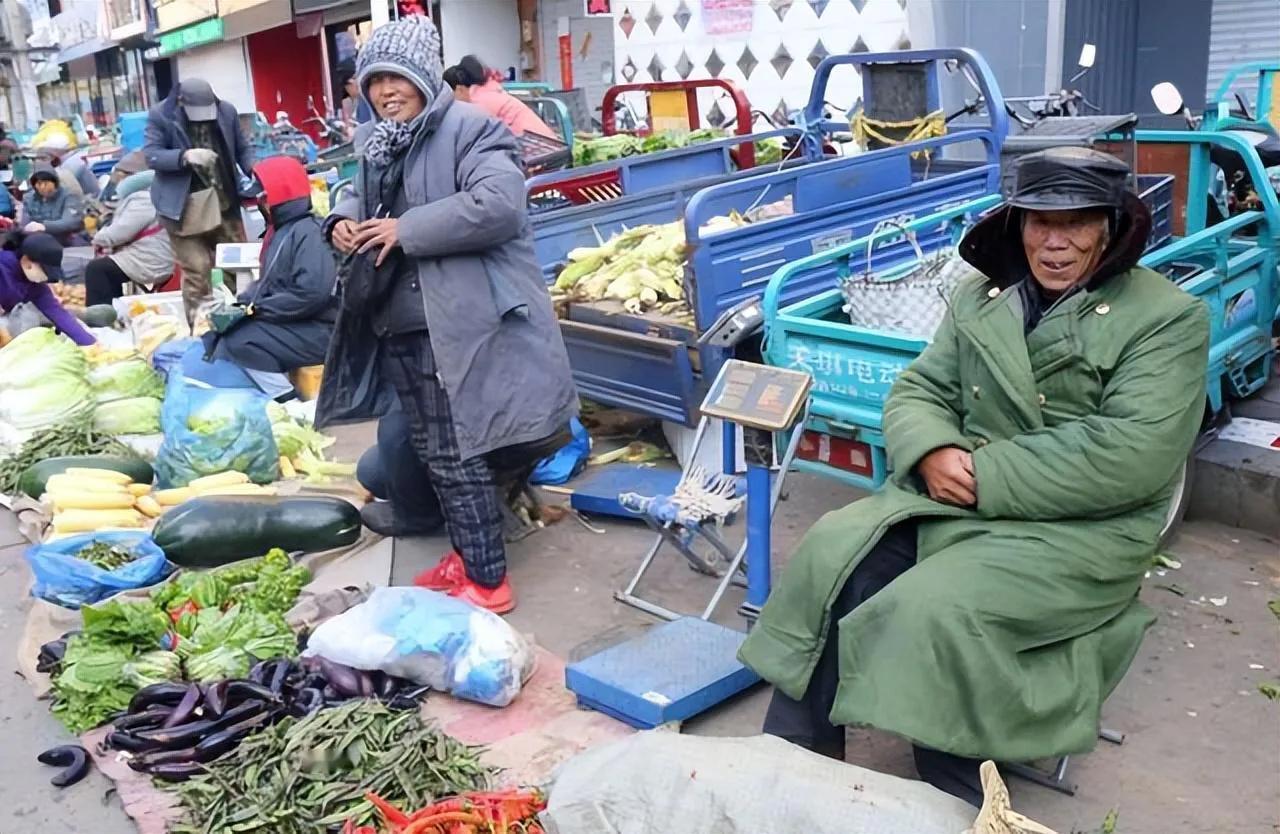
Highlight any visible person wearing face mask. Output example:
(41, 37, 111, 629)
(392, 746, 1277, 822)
(740, 147, 1210, 806)
(144, 78, 256, 324)
(0, 231, 94, 345)
(200, 155, 338, 402)
(22, 164, 85, 246)
(318, 15, 576, 614)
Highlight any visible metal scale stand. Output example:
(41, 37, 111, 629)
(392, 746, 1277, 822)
(565, 359, 812, 729)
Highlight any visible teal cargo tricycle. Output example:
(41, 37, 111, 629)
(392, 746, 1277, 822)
(762, 129, 1279, 542)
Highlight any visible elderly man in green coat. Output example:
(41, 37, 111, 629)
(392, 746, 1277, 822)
(740, 147, 1209, 805)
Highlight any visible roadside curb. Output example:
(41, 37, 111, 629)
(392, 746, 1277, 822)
(1188, 438, 1280, 540)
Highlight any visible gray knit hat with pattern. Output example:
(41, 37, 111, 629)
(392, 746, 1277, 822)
(356, 15, 443, 111)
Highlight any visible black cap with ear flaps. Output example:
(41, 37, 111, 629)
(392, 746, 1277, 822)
(1007, 146, 1131, 211)
(959, 147, 1152, 291)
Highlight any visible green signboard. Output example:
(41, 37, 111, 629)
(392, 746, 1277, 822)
(157, 17, 224, 56)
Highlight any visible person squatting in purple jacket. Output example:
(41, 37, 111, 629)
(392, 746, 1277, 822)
(0, 231, 94, 346)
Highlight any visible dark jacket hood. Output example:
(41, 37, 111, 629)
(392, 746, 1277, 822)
(958, 190, 1152, 291)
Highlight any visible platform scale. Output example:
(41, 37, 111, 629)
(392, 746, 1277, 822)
(565, 359, 812, 728)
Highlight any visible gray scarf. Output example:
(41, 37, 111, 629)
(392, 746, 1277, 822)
(363, 117, 418, 168)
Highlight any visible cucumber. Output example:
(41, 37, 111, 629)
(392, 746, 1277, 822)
(152, 495, 362, 567)
(18, 455, 153, 499)
(78, 305, 119, 327)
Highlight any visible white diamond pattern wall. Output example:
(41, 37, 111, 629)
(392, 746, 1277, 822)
(610, 0, 909, 128)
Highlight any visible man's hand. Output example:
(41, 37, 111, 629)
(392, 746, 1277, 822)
(352, 218, 400, 267)
(918, 446, 977, 507)
(330, 219, 360, 254)
(183, 148, 218, 168)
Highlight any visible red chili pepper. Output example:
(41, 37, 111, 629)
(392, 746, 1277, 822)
(400, 811, 487, 834)
(366, 792, 412, 828)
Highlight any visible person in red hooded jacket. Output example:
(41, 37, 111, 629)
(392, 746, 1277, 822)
(201, 156, 337, 401)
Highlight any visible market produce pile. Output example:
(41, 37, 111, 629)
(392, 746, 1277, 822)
(0, 330, 167, 463)
(550, 197, 796, 321)
(553, 222, 688, 317)
(170, 699, 492, 833)
(571, 128, 727, 165)
(364, 788, 547, 834)
(571, 128, 785, 169)
(47, 548, 309, 733)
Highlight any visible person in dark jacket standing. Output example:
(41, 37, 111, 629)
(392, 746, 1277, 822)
(22, 164, 85, 245)
(143, 78, 255, 323)
(202, 155, 337, 401)
(318, 15, 577, 614)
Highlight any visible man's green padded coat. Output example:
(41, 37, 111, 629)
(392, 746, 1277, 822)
(739, 195, 1210, 761)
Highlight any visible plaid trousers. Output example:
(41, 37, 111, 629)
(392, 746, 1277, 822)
(380, 332, 506, 586)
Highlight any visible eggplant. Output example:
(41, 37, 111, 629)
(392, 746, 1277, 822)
(248, 660, 272, 684)
(225, 680, 279, 706)
(387, 685, 431, 712)
(288, 687, 325, 717)
(113, 707, 173, 732)
(105, 731, 154, 754)
(128, 682, 192, 714)
(149, 762, 205, 783)
(374, 672, 399, 700)
(202, 681, 229, 718)
(128, 746, 199, 772)
(316, 657, 363, 697)
(163, 684, 203, 728)
(37, 745, 91, 788)
(268, 660, 293, 695)
(133, 701, 265, 749)
(192, 712, 273, 762)
(356, 671, 375, 698)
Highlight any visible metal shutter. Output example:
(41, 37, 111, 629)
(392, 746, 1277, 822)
(1206, 0, 1280, 102)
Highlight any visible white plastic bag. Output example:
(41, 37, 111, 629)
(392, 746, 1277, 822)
(305, 586, 534, 707)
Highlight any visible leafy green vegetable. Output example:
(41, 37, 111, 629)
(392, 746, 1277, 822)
(123, 650, 183, 688)
(88, 359, 165, 403)
(50, 553, 309, 734)
(0, 327, 87, 386)
(81, 598, 171, 646)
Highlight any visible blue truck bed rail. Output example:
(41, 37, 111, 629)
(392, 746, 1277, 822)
(763, 129, 1279, 490)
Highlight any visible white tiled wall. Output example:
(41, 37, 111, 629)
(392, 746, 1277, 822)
(611, 0, 912, 127)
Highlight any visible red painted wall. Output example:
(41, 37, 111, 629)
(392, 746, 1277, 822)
(247, 22, 326, 142)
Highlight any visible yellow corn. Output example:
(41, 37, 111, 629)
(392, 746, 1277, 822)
(279, 456, 297, 479)
(64, 467, 134, 484)
(48, 492, 138, 511)
(45, 475, 131, 495)
(52, 509, 145, 534)
(135, 495, 164, 518)
(190, 471, 251, 491)
(127, 483, 152, 497)
(154, 487, 195, 506)
(199, 484, 277, 496)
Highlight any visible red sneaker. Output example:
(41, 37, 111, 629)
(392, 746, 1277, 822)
(413, 551, 466, 591)
(448, 575, 516, 614)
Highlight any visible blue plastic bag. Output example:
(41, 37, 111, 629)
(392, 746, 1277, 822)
(153, 373, 280, 487)
(305, 587, 535, 707)
(152, 340, 257, 389)
(26, 531, 170, 609)
(530, 417, 590, 486)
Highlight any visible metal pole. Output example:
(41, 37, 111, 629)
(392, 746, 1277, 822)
(744, 462, 771, 610)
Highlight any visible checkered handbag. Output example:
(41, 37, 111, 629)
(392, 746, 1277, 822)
(839, 220, 969, 339)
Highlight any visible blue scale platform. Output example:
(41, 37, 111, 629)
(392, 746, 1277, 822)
(565, 617, 760, 729)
